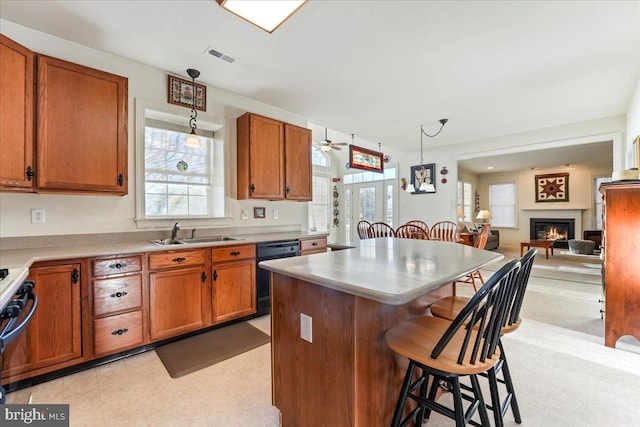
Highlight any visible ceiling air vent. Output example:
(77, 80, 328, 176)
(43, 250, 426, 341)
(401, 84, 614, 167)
(205, 46, 236, 63)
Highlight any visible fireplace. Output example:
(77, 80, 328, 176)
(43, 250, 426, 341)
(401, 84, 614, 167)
(530, 218, 575, 248)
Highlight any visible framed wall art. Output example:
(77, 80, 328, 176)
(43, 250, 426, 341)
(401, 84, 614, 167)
(535, 172, 569, 202)
(253, 207, 266, 218)
(410, 163, 436, 194)
(167, 74, 207, 111)
(348, 145, 384, 173)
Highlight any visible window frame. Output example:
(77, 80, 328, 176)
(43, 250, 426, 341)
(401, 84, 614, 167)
(308, 145, 332, 232)
(134, 99, 231, 229)
(488, 180, 517, 228)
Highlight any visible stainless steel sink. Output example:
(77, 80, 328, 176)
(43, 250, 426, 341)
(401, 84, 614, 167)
(181, 236, 243, 243)
(150, 236, 242, 246)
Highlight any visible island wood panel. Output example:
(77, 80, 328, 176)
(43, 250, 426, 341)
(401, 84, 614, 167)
(271, 273, 453, 426)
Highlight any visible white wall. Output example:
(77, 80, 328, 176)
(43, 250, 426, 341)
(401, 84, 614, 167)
(627, 78, 640, 168)
(0, 20, 309, 238)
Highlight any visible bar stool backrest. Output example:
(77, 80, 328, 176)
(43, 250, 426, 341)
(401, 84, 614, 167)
(506, 248, 536, 327)
(431, 259, 521, 365)
(357, 220, 372, 239)
(368, 222, 396, 238)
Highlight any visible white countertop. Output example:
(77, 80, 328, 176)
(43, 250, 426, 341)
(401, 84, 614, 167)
(260, 238, 504, 305)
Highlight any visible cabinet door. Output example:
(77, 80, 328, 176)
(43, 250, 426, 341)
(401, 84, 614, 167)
(2, 264, 83, 377)
(284, 124, 312, 201)
(36, 55, 128, 195)
(212, 260, 256, 323)
(0, 34, 34, 191)
(149, 267, 207, 341)
(237, 113, 285, 199)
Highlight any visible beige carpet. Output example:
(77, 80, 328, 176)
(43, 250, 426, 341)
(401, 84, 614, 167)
(156, 321, 270, 378)
(484, 243, 602, 285)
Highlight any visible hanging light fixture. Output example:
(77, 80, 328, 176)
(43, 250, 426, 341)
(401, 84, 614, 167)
(185, 68, 201, 148)
(406, 119, 448, 193)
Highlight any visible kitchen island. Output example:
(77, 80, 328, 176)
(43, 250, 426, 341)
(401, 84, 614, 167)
(260, 238, 503, 426)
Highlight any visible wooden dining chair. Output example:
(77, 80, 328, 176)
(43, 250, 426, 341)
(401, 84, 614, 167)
(404, 220, 429, 235)
(395, 224, 429, 240)
(356, 220, 372, 240)
(429, 249, 536, 427)
(367, 222, 395, 238)
(385, 260, 521, 427)
(455, 224, 493, 291)
(429, 221, 460, 242)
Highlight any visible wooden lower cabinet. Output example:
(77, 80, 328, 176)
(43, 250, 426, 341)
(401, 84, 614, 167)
(148, 250, 209, 341)
(1, 262, 83, 381)
(299, 236, 328, 256)
(211, 245, 256, 323)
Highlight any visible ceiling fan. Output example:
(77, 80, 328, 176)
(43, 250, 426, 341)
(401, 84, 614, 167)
(320, 128, 348, 151)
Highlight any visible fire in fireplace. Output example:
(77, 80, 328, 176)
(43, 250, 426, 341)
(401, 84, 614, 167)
(530, 218, 575, 248)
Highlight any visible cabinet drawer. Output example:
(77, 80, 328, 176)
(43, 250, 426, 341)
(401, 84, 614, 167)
(94, 311, 143, 356)
(92, 255, 142, 277)
(300, 237, 327, 253)
(149, 250, 206, 270)
(93, 274, 142, 316)
(212, 245, 256, 262)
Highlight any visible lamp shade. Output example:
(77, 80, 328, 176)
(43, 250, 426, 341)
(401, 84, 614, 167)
(456, 207, 465, 219)
(186, 130, 200, 148)
(476, 210, 491, 220)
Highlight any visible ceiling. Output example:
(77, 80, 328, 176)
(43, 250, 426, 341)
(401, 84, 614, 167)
(1, 1, 638, 166)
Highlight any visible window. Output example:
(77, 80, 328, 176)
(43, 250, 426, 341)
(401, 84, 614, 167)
(308, 146, 331, 232)
(138, 109, 225, 222)
(457, 180, 473, 221)
(593, 175, 611, 229)
(489, 182, 516, 227)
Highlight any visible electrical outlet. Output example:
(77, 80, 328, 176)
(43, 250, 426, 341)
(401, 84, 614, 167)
(241, 209, 248, 220)
(300, 313, 312, 343)
(273, 210, 279, 219)
(31, 208, 45, 224)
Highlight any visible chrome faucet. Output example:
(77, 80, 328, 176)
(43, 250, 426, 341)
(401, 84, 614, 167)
(171, 222, 180, 241)
(191, 228, 197, 239)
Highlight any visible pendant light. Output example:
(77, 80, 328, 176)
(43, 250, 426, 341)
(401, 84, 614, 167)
(185, 68, 201, 148)
(406, 119, 448, 193)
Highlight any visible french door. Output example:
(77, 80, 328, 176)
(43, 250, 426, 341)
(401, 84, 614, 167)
(345, 181, 395, 241)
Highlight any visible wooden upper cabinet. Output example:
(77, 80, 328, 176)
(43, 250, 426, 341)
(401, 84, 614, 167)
(237, 112, 311, 200)
(0, 34, 35, 192)
(284, 123, 312, 201)
(36, 55, 128, 195)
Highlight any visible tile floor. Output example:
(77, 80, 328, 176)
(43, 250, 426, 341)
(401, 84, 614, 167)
(5, 248, 640, 426)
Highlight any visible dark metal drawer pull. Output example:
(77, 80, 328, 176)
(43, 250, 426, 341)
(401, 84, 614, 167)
(311, 242, 318, 246)
(230, 251, 241, 256)
(110, 291, 128, 298)
(109, 262, 127, 269)
(172, 257, 186, 263)
(111, 328, 129, 336)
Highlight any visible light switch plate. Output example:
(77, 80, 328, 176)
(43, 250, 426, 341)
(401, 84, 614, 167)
(300, 313, 312, 343)
(31, 208, 45, 224)
(273, 210, 279, 219)
(241, 209, 248, 220)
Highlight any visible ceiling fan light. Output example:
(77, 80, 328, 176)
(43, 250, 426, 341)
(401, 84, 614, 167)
(320, 144, 332, 152)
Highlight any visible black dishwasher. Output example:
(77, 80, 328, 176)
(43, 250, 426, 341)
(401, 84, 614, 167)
(256, 240, 300, 317)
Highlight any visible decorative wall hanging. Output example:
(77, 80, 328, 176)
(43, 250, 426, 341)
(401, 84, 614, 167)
(409, 163, 436, 194)
(348, 145, 384, 173)
(332, 186, 339, 227)
(168, 73, 207, 111)
(253, 207, 266, 218)
(535, 172, 569, 202)
(440, 166, 448, 184)
(474, 189, 480, 212)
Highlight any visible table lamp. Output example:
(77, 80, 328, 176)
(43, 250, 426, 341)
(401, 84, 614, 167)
(456, 207, 465, 221)
(476, 209, 491, 224)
